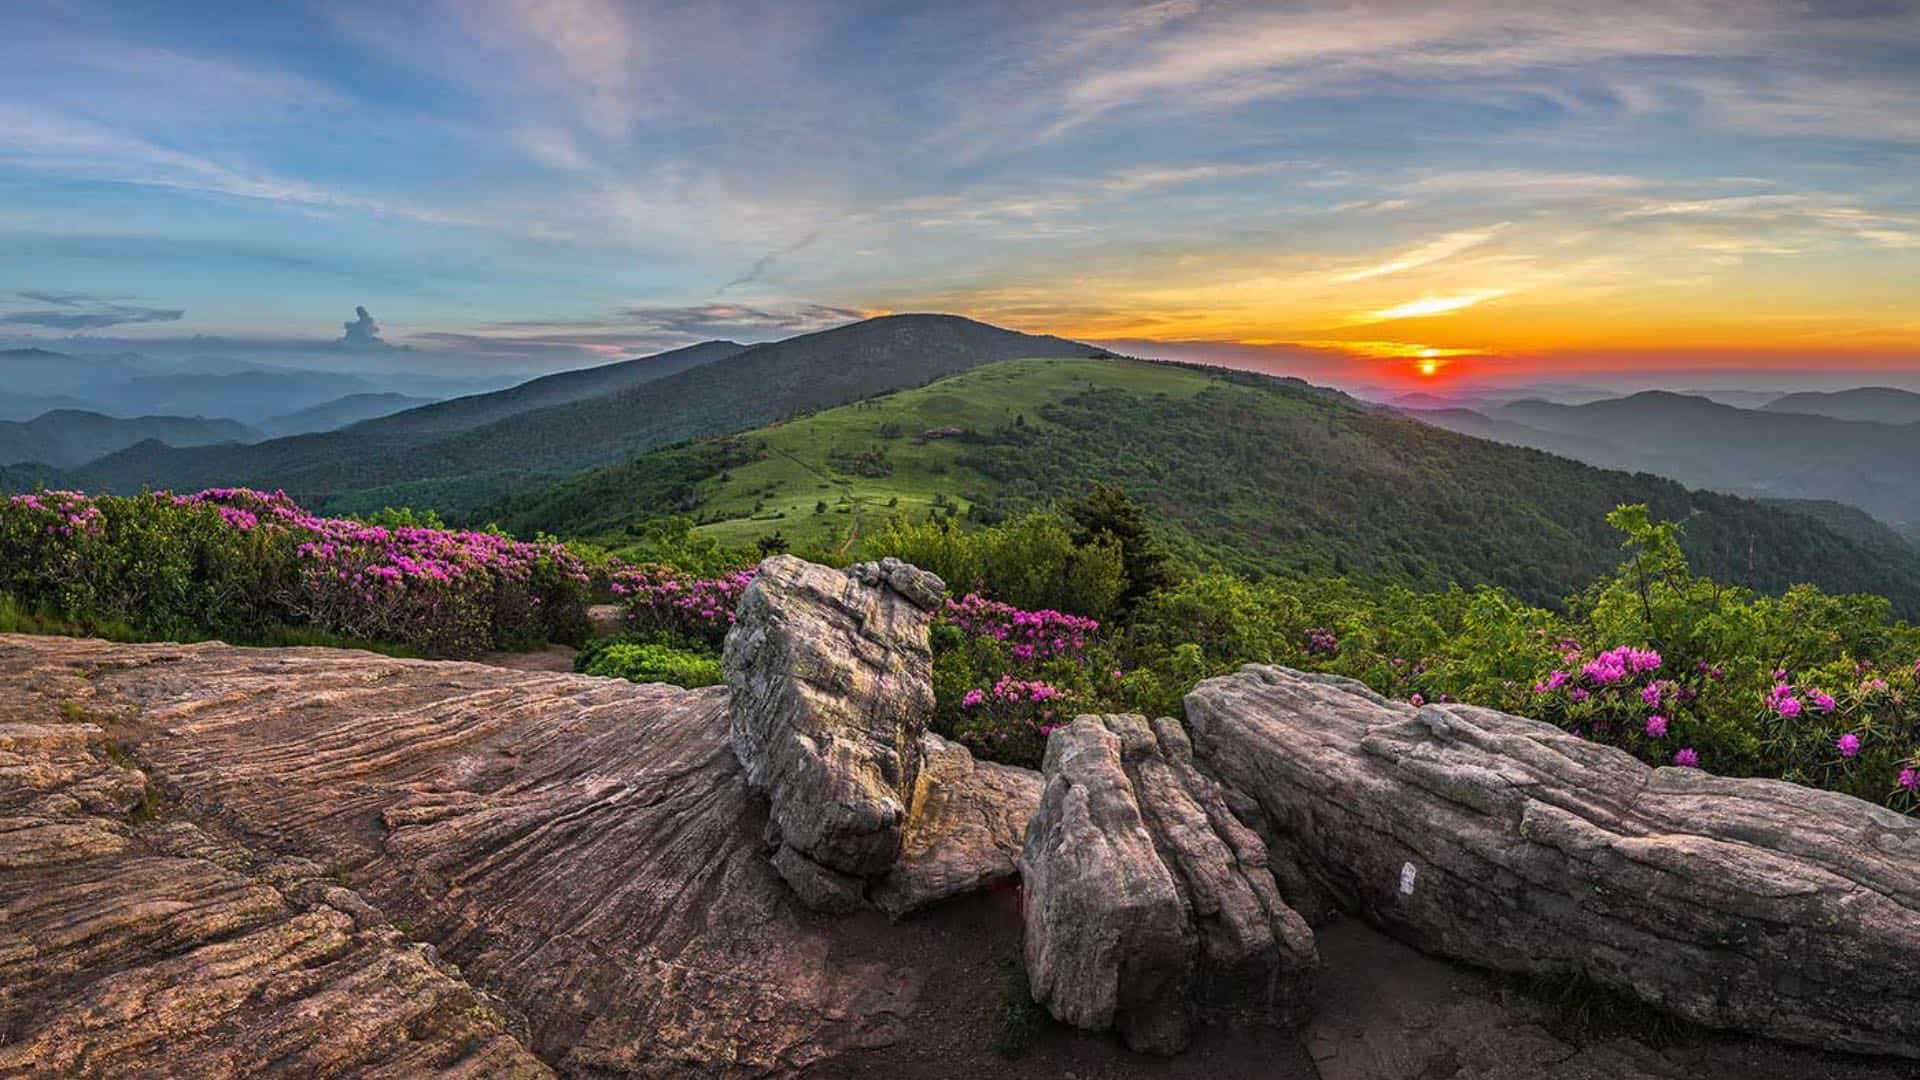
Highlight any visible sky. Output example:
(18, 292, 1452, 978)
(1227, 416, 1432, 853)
(2, 0, 1917, 386)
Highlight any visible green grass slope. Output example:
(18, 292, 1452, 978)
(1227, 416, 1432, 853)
(496, 358, 1920, 612)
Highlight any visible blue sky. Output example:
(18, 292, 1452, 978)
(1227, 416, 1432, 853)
(2, 0, 1917, 382)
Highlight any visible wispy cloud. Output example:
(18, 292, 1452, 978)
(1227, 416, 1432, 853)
(1331, 224, 1508, 283)
(0, 289, 183, 329)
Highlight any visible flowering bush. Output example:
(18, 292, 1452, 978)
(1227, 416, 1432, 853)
(611, 564, 756, 649)
(950, 674, 1075, 766)
(931, 592, 1115, 767)
(942, 593, 1097, 663)
(0, 488, 590, 657)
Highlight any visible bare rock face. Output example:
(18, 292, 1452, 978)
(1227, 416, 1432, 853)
(1186, 664, 1920, 1059)
(1020, 713, 1318, 1054)
(0, 634, 921, 1077)
(874, 732, 1042, 918)
(0, 719, 553, 1079)
(723, 555, 945, 907)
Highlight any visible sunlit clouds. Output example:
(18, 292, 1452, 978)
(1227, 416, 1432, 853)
(0, 1, 1914, 378)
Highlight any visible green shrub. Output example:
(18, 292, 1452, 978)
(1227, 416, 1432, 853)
(579, 639, 724, 688)
(863, 510, 1126, 620)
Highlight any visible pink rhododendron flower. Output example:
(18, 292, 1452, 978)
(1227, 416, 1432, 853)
(1838, 733, 1861, 759)
(1673, 747, 1699, 768)
(1644, 715, 1667, 738)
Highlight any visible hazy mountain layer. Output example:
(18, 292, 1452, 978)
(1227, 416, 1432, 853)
(0, 410, 261, 469)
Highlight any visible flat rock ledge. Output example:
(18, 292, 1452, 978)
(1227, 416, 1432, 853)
(1186, 663, 1920, 1060)
(0, 634, 920, 1078)
(0, 719, 553, 1079)
(1020, 713, 1318, 1054)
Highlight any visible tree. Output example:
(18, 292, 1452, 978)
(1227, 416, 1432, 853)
(756, 531, 790, 556)
(1063, 483, 1172, 606)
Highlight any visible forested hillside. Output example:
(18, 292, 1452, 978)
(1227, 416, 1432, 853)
(497, 358, 1920, 612)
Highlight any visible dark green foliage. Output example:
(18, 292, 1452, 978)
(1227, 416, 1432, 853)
(1062, 483, 1171, 606)
(489, 440, 758, 537)
(576, 638, 724, 688)
(967, 379, 1920, 613)
(991, 957, 1049, 1058)
(865, 511, 1127, 621)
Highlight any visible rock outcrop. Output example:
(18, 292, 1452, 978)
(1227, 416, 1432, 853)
(874, 732, 1041, 917)
(1020, 714, 1318, 1054)
(1186, 663, 1920, 1059)
(0, 719, 554, 1079)
(723, 556, 945, 908)
(0, 635, 920, 1077)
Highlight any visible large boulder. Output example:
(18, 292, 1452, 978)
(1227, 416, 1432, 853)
(1186, 663, 1920, 1059)
(1020, 713, 1318, 1054)
(723, 555, 945, 908)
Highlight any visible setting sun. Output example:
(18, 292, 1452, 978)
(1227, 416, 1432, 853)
(1417, 358, 1443, 377)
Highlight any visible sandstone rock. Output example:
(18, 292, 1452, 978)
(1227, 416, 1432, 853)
(723, 554, 944, 906)
(1187, 663, 1920, 1059)
(1020, 713, 1317, 1054)
(0, 634, 921, 1076)
(873, 732, 1042, 918)
(0, 718, 553, 1080)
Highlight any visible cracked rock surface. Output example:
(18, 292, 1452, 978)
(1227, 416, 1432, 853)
(1020, 713, 1317, 1054)
(1187, 663, 1920, 1060)
(723, 556, 944, 907)
(0, 634, 919, 1077)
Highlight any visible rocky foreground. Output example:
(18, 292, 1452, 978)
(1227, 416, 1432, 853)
(3, 556, 1919, 1078)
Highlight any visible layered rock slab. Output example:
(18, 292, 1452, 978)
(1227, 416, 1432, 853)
(0, 719, 552, 1079)
(723, 555, 946, 908)
(0, 634, 921, 1077)
(874, 732, 1041, 918)
(1020, 713, 1317, 1054)
(1186, 663, 1920, 1059)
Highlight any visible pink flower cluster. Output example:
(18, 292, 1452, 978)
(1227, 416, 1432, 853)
(957, 674, 1073, 740)
(1764, 679, 1836, 719)
(6, 487, 590, 656)
(1580, 646, 1662, 685)
(8, 490, 105, 539)
(612, 564, 756, 646)
(942, 593, 1097, 663)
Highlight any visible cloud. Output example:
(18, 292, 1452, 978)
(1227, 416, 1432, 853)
(1331, 224, 1508, 283)
(1361, 289, 1509, 323)
(0, 290, 183, 329)
(339, 305, 387, 348)
(721, 231, 822, 292)
(610, 302, 866, 339)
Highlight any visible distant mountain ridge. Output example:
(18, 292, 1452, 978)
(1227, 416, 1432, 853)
(1760, 387, 1920, 425)
(0, 410, 261, 469)
(259, 393, 440, 437)
(1402, 390, 1920, 525)
(69, 314, 1103, 515)
(346, 339, 746, 439)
